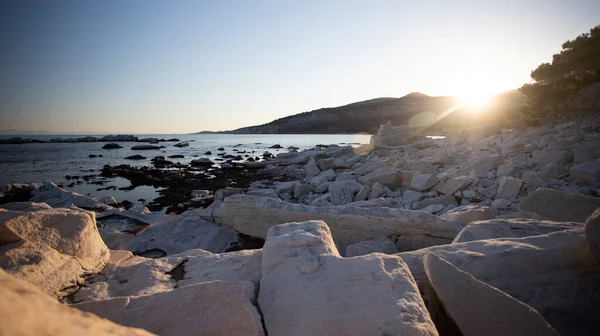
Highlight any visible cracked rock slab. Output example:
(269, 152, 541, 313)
(214, 194, 461, 249)
(0, 269, 154, 336)
(74, 280, 264, 336)
(424, 253, 558, 336)
(258, 220, 438, 336)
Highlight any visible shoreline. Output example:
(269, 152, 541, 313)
(1, 118, 600, 335)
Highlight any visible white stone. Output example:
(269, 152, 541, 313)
(313, 181, 331, 193)
(75, 280, 265, 336)
(519, 188, 600, 222)
(410, 173, 440, 192)
(345, 237, 399, 257)
(0, 269, 154, 336)
(213, 195, 462, 248)
(328, 181, 355, 205)
(496, 163, 516, 177)
(258, 221, 437, 335)
(522, 171, 546, 191)
(30, 183, 111, 211)
(0, 208, 109, 271)
(570, 162, 600, 186)
(453, 218, 583, 243)
(357, 167, 404, 189)
(0, 241, 84, 298)
(75, 249, 262, 302)
(442, 205, 494, 226)
(354, 184, 370, 201)
(117, 215, 237, 255)
(539, 162, 567, 179)
(532, 150, 573, 168)
(351, 159, 392, 176)
(466, 154, 504, 173)
(398, 230, 600, 335)
(495, 177, 522, 199)
(424, 253, 559, 336)
(367, 182, 386, 199)
(422, 204, 444, 214)
(491, 198, 511, 209)
(306, 158, 321, 177)
(246, 189, 279, 198)
(433, 176, 473, 195)
(293, 184, 312, 198)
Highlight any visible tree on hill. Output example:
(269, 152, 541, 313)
(520, 25, 600, 116)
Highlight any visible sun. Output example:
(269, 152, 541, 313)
(460, 91, 491, 109)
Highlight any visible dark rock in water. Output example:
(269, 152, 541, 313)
(125, 155, 146, 160)
(138, 137, 159, 143)
(67, 182, 75, 188)
(89, 155, 98, 158)
(166, 138, 180, 142)
(98, 155, 103, 157)
(191, 158, 214, 166)
(0, 137, 25, 144)
(288, 146, 299, 150)
(102, 143, 122, 149)
(217, 147, 225, 151)
(151, 156, 173, 166)
(174, 141, 189, 147)
(168, 155, 185, 159)
(138, 198, 146, 202)
(134, 248, 167, 259)
(269, 144, 283, 149)
(204, 151, 212, 155)
(100, 134, 138, 141)
(65, 175, 71, 180)
(131, 145, 164, 150)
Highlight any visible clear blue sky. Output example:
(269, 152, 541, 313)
(0, 0, 598, 134)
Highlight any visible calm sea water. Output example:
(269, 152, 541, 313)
(0, 133, 371, 203)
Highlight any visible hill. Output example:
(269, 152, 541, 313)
(198, 91, 525, 134)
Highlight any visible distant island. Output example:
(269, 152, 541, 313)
(196, 91, 525, 135)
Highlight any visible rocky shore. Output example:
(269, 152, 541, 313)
(2, 117, 600, 335)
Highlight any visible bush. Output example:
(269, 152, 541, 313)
(519, 25, 600, 117)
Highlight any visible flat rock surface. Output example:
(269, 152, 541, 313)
(258, 220, 438, 336)
(0, 269, 154, 336)
(453, 218, 583, 243)
(214, 194, 462, 249)
(74, 280, 265, 336)
(398, 230, 600, 335)
(424, 253, 558, 336)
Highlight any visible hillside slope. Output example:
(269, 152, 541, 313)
(198, 90, 525, 134)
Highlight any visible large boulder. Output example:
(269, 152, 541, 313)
(258, 220, 437, 335)
(585, 209, 600, 266)
(213, 195, 462, 249)
(74, 280, 265, 336)
(441, 205, 494, 226)
(424, 253, 559, 336)
(518, 188, 600, 222)
(0, 241, 84, 298)
(0, 208, 109, 270)
(453, 218, 583, 243)
(465, 154, 504, 173)
(0, 269, 153, 336)
(74, 249, 262, 303)
(398, 230, 600, 335)
(532, 150, 573, 168)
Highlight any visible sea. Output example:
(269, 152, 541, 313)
(0, 133, 371, 204)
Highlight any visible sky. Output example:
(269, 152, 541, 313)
(0, 0, 599, 134)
